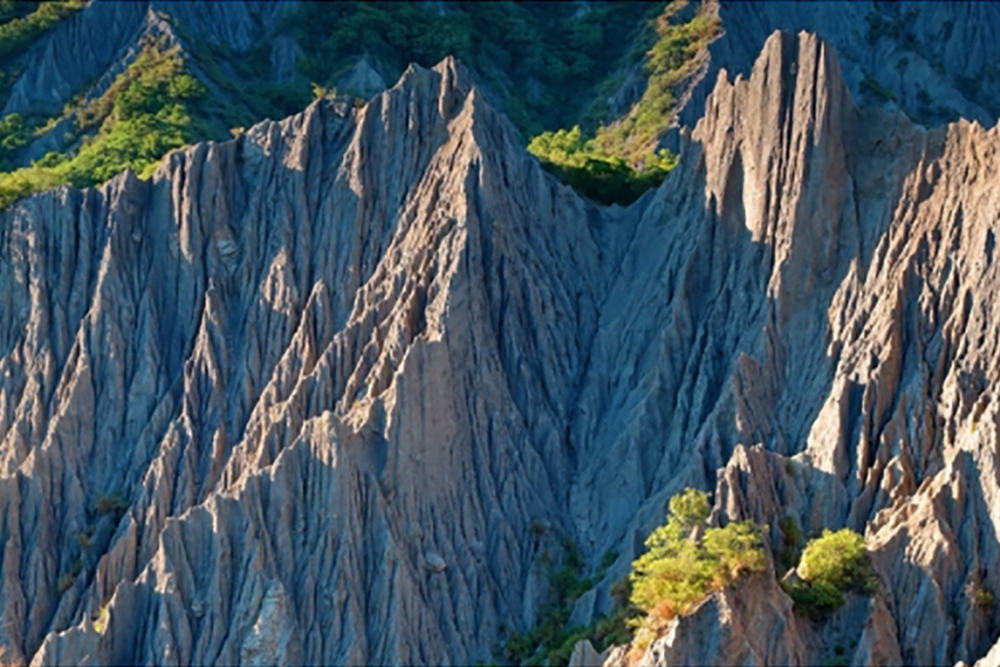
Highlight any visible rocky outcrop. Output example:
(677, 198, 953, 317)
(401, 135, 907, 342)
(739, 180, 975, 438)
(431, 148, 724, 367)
(1, 56, 608, 666)
(602, 28, 1000, 667)
(2, 21, 1000, 667)
(2, 1, 147, 116)
(668, 1, 1000, 139)
(3, 0, 295, 118)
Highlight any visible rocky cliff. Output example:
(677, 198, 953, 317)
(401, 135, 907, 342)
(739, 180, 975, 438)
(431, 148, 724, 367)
(0, 23, 999, 667)
(667, 1, 1000, 140)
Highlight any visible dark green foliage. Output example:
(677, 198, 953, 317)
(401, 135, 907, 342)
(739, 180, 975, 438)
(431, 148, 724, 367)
(865, 11, 903, 46)
(782, 528, 874, 620)
(283, 1, 657, 136)
(860, 73, 897, 104)
(57, 556, 83, 592)
(0, 112, 30, 169)
(777, 516, 803, 574)
(183, 34, 311, 130)
(502, 537, 637, 666)
(0, 1, 83, 108)
(505, 538, 593, 665)
(785, 577, 844, 620)
(0, 1, 40, 24)
(0, 1, 83, 64)
(956, 74, 982, 100)
(94, 492, 128, 519)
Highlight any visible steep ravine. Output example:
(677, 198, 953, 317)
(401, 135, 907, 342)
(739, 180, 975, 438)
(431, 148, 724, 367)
(0, 31, 998, 667)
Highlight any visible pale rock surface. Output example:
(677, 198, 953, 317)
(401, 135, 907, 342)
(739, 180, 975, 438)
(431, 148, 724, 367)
(568, 639, 602, 667)
(635, 572, 807, 667)
(977, 638, 1000, 667)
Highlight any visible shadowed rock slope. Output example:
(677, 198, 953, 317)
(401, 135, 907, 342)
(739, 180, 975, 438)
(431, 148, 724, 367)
(0, 32, 999, 667)
(667, 1, 1000, 136)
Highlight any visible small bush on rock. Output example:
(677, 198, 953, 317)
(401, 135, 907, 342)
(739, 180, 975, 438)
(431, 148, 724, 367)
(628, 488, 766, 646)
(783, 528, 874, 618)
(973, 587, 995, 610)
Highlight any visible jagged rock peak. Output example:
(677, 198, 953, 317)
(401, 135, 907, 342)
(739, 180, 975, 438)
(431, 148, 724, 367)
(668, 2, 1000, 134)
(601, 29, 1000, 667)
(692, 29, 854, 240)
(3, 52, 599, 667)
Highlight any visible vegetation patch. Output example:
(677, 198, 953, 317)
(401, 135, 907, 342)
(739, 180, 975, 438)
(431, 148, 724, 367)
(57, 557, 82, 593)
(526, 126, 676, 206)
(93, 603, 110, 634)
(628, 488, 767, 652)
(282, 1, 659, 136)
(0, 1, 85, 106)
(503, 538, 634, 666)
(0, 111, 32, 170)
(526, 0, 719, 205)
(973, 587, 995, 610)
(504, 538, 591, 666)
(782, 528, 875, 620)
(777, 515, 803, 575)
(94, 492, 129, 519)
(0, 39, 208, 209)
(181, 30, 311, 131)
(860, 73, 897, 105)
(592, 0, 719, 166)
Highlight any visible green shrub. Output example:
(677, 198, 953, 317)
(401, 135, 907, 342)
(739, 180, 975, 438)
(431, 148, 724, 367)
(0, 112, 31, 169)
(973, 587, 995, 610)
(777, 516, 803, 573)
(860, 73, 896, 104)
(527, 125, 676, 206)
(56, 571, 75, 592)
(504, 537, 596, 665)
(629, 488, 766, 635)
(783, 528, 873, 619)
(94, 492, 128, 517)
(57, 557, 83, 593)
(799, 529, 869, 590)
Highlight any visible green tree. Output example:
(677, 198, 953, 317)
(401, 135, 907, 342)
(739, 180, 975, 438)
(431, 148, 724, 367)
(629, 488, 766, 630)
(783, 528, 873, 617)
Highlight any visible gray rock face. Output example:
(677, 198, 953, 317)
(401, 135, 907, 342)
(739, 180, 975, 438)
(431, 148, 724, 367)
(2, 26, 1000, 667)
(3, 0, 295, 118)
(607, 29, 1000, 667)
(2, 57, 603, 666)
(669, 0, 1000, 140)
(2, 1, 148, 116)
